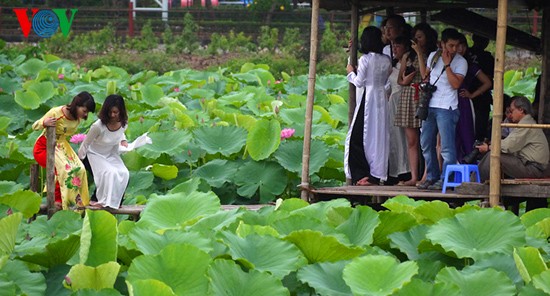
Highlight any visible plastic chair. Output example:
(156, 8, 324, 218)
(442, 164, 481, 193)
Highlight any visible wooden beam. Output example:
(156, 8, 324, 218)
(346, 3, 359, 186)
(45, 126, 56, 218)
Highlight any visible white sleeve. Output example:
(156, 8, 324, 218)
(347, 55, 369, 88)
(78, 121, 101, 159)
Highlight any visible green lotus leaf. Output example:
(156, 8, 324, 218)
(0, 259, 46, 296)
(0, 77, 20, 96)
(335, 206, 379, 247)
(276, 198, 309, 212)
(235, 221, 280, 238)
(328, 103, 349, 125)
(43, 264, 71, 296)
(138, 130, 192, 159)
(532, 270, 550, 294)
(139, 84, 164, 106)
(217, 91, 255, 108)
(186, 88, 216, 99)
(232, 73, 261, 85)
(207, 259, 290, 296)
(234, 161, 287, 203)
(27, 210, 82, 240)
(296, 260, 352, 296)
(128, 279, 176, 296)
(514, 247, 548, 283)
(272, 214, 336, 237)
(0, 190, 41, 218)
(151, 164, 178, 180)
(316, 74, 348, 92)
(188, 208, 246, 234)
(326, 207, 353, 228)
(382, 196, 425, 212)
(14, 89, 41, 110)
(127, 244, 211, 296)
(292, 199, 351, 224)
(129, 228, 212, 255)
(193, 159, 238, 188)
(274, 139, 329, 174)
(80, 210, 118, 267)
(279, 106, 321, 125)
(526, 218, 550, 239)
(137, 191, 220, 231)
(373, 211, 417, 249)
(521, 208, 550, 228)
(285, 230, 364, 263)
(518, 283, 548, 296)
(0, 274, 15, 296)
(15, 58, 46, 76)
(67, 262, 120, 291)
(413, 200, 455, 224)
(343, 255, 418, 296)
(388, 225, 429, 260)
(18, 234, 80, 268)
(222, 233, 307, 279)
(426, 208, 525, 260)
(249, 68, 277, 87)
(168, 177, 201, 195)
(466, 253, 522, 287)
(391, 278, 460, 296)
(193, 125, 247, 156)
(247, 119, 280, 161)
(0, 212, 22, 256)
(435, 267, 516, 296)
(314, 105, 338, 127)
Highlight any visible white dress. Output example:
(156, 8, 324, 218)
(78, 120, 129, 209)
(345, 52, 392, 181)
(388, 63, 410, 178)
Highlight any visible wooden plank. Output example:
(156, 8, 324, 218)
(457, 182, 550, 198)
(311, 185, 488, 200)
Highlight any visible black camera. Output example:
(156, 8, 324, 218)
(405, 65, 415, 76)
(463, 139, 487, 164)
(415, 82, 437, 120)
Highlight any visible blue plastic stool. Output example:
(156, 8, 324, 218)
(442, 164, 481, 193)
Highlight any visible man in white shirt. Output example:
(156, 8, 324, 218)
(417, 28, 468, 190)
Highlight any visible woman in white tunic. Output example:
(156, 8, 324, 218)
(345, 26, 392, 185)
(79, 94, 129, 209)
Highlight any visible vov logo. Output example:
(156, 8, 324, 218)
(13, 8, 78, 38)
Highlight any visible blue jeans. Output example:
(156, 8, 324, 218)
(420, 107, 460, 181)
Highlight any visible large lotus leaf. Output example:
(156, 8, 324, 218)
(27, 210, 82, 240)
(137, 191, 220, 231)
(426, 208, 525, 260)
(0, 116, 10, 135)
(284, 230, 364, 263)
(138, 130, 192, 159)
(465, 253, 523, 287)
(335, 206, 380, 247)
(18, 234, 80, 268)
(14, 89, 41, 110)
(169, 177, 201, 195)
(316, 74, 348, 92)
(272, 214, 336, 237)
(0, 212, 22, 256)
(189, 209, 245, 233)
(521, 208, 550, 228)
(273, 139, 329, 175)
(388, 225, 429, 260)
(186, 88, 216, 99)
(15, 58, 46, 76)
(279, 106, 321, 125)
(373, 211, 417, 248)
(217, 91, 255, 108)
(296, 260, 352, 296)
(343, 255, 418, 296)
(222, 233, 307, 279)
(235, 221, 280, 238)
(151, 164, 178, 181)
(0, 190, 41, 218)
(292, 199, 352, 224)
(193, 159, 239, 188)
(128, 279, 176, 296)
(140, 84, 164, 106)
(129, 228, 212, 255)
(234, 160, 287, 203)
(382, 196, 425, 213)
(67, 262, 120, 291)
(276, 197, 309, 212)
(519, 283, 549, 296)
(326, 207, 353, 228)
(207, 259, 289, 296)
(246, 119, 280, 161)
(127, 244, 211, 296)
(526, 218, 550, 240)
(413, 200, 455, 224)
(514, 247, 548, 283)
(248, 68, 277, 87)
(532, 270, 550, 294)
(193, 125, 247, 156)
(0, 273, 16, 296)
(328, 103, 349, 125)
(314, 105, 338, 127)
(0, 259, 46, 296)
(26, 81, 55, 102)
(435, 267, 515, 296)
(43, 264, 71, 296)
(80, 210, 118, 267)
(391, 278, 460, 296)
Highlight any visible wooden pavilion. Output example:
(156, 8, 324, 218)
(300, 0, 550, 208)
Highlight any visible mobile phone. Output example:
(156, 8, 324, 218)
(405, 65, 415, 75)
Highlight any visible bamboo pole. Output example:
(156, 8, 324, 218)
(45, 126, 57, 218)
(500, 123, 550, 128)
(300, 0, 319, 201)
(489, 0, 508, 207)
(346, 3, 359, 185)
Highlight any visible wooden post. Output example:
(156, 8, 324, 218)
(541, 7, 550, 134)
(46, 126, 56, 218)
(29, 164, 39, 193)
(128, 2, 134, 37)
(300, 0, 319, 201)
(489, 0, 508, 207)
(346, 2, 359, 186)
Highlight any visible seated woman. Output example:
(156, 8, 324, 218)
(32, 92, 96, 209)
(78, 94, 129, 209)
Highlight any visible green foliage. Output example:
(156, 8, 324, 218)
(258, 26, 280, 49)
(247, 0, 291, 12)
(127, 20, 159, 52)
(320, 23, 339, 56)
(172, 13, 200, 54)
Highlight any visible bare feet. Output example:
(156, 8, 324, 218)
(402, 179, 418, 186)
(356, 177, 370, 186)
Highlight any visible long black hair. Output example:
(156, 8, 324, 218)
(67, 91, 95, 120)
(99, 94, 128, 127)
(359, 26, 384, 54)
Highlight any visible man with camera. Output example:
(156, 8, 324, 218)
(417, 28, 468, 190)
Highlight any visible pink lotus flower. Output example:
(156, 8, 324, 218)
(65, 164, 71, 171)
(71, 176, 81, 187)
(275, 80, 281, 84)
(280, 128, 295, 140)
(70, 133, 86, 144)
(58, 73, 64, 80)
(174, 87, 180, 92)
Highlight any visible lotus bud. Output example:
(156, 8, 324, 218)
(274, 105, 279, 114)
(64, 276, 72, 286)
(139, 116, 144, 123)
(58, 73, 65, 80)
(174, 87, 180, 92)
(187, 149, 192, 157)
(6, 208, 12, 215)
